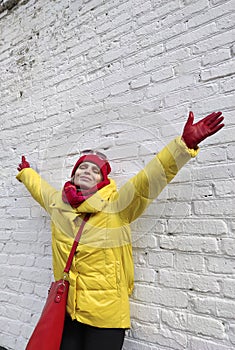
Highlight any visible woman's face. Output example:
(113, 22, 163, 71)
(73, 161, 102, 189)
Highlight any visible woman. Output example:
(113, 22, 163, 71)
(17, 111, 224, 350)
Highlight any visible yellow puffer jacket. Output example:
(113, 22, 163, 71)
(16, 137, 198, 328)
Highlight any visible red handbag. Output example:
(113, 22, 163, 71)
(26, 214, 90, 350)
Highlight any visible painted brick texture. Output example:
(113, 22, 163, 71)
(0, 0, 234, 349)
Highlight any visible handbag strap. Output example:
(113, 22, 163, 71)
(63, 213, 91, 275)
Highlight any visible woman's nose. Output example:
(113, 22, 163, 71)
(84, 168, 91, 174)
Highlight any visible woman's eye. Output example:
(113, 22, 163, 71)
(93, 168, 100, 174)
(79, 165, 86, 170)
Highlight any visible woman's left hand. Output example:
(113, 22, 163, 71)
(182, 111, 224, 149)
(17, 156, 30, 171)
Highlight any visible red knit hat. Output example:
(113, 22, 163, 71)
(71, 154, 111, 181)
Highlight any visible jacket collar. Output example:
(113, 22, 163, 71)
(74, 179, 117, 213)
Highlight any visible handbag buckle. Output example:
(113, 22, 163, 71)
(63, 272, 69, 281)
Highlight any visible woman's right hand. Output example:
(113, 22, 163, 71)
(17, 156, 30, 171)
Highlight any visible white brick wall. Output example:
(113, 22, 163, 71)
(0, 0, 234, 349)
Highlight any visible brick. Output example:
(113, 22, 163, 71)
(20, 267, 51, 284)
(193, 199, 235, 217)
(152, 0, 181, 17)
(175, 253, 205, 272)
(206, 256, 235, 274)
(197, 147, 227, 163)
(130, 75, 151, 89)
(221, 77, 235, 93)
(160, 236, 219, 253)
(131, 320, 187, 349)
(147, 75, 194, 98)
(192, 296, 235, 320)
(8, 254, 35, 267)
(159, 270, 220, 293)
(134, 267, 156, 282)
(130, 302, 160, 323)
(134, 284, 188, 308)
(227, 144, 235, 160)
(104, 64, 145, 87)
(222, 278, 235, 299)
(215, 179, 235, 197)
(229, 324, 235, 345)
(190, 337, 233, 350)
(148, 251, 174, 268)
(167, 218, 228, 236)
(201, 48, 231, 66)
(151, 67, 174, 82)
(193, 163, 235, 181)
(132, 233, 158, 249)
(123, 338, 152, 350)
(145, 48, 190, 72)
(192, 28, 235, 54)
(188, 0, 235, 28)
(165, 84, 218, 108)
(110, 81, 130, 95)
(166, 23, 217, 51)
(162, 309, 225, 339)
(217, 12, 235, 30)
(200, 60, 235, 82)
(103, 48, 123, 63)
(174, 56, 202, 75)
(220, 239, 235, 257)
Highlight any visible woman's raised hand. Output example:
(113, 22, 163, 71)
(17, 156, 30, 171)
(182, 111, 224, 149)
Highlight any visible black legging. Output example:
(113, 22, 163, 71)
(60, 315, 125, 350)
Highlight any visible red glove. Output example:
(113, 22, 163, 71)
(17, 156, 30, 171)
(182, 111, 224, 149)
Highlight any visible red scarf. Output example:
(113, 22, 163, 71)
(62, 179, 110, 208)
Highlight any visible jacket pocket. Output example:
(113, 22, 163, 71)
(105, 260, 120, 293)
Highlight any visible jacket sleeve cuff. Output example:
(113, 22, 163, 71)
(178, 136, 199, 158)
(16, 168, 31, 182)
(157, 136, 199, 176)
